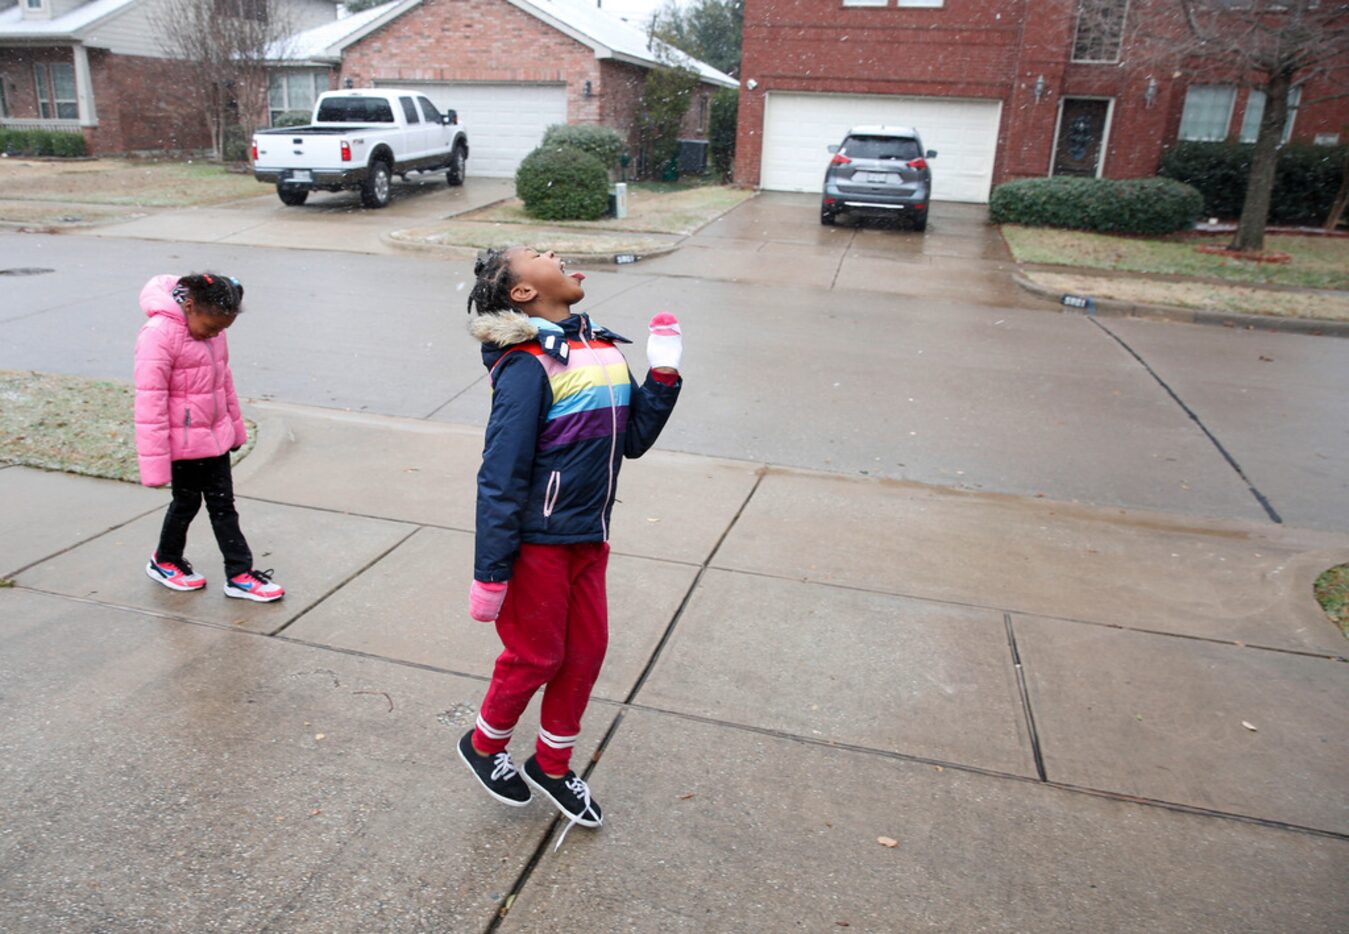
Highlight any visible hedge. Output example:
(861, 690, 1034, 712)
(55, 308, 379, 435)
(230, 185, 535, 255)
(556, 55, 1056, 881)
(708, 88, 738, 181)
(0, 128, 88, 158)
(988, 176, 1204, 235)
(1158, 141, 1347, 225)
(516, 145, 610, 221)
(540, 124, 625, 171)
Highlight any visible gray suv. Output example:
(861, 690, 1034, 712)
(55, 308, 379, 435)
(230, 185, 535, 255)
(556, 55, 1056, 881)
(820, 126, 936, 231)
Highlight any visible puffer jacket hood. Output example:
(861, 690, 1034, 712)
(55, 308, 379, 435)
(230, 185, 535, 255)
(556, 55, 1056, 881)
(140, 273, 185, 323)
(133, 274, 247, 487)
(468, 308, 679, 582)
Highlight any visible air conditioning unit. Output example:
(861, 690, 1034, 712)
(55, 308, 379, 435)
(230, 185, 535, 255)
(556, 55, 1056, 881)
(676, 139, 709, 175)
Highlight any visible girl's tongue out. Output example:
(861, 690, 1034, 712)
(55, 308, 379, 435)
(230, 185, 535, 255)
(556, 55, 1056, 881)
(570, 272, 586, 282)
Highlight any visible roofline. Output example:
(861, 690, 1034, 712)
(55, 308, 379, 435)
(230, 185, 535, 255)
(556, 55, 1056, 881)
(331, 0, 427, 53)
(606, 49, 737, 88)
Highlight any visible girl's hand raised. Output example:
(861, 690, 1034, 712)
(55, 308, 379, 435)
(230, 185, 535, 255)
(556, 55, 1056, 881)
(647, 313, 682, 374)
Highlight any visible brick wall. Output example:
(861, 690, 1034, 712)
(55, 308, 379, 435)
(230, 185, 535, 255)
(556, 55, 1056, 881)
(339, 0, 602, 123)
(95, 53, 211, 153)
(735, 0, 1349, 191)
(339, 0, 722, 155)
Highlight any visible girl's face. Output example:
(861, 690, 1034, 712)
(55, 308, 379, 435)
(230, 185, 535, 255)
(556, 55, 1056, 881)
(506, 248, 586, 319)
(182, 298, 236, 341)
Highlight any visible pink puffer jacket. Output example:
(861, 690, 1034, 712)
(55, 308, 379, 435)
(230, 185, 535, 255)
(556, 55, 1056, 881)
(133, 275, 247, 487)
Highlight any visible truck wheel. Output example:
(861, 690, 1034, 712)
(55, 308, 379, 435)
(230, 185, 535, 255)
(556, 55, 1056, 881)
(360, 160, 392, 209)
(276, 185, 309, 206)
(446, 146, 466, 186)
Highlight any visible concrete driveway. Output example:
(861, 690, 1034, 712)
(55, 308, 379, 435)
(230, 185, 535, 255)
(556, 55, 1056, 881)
(611, 192, 1037, 308)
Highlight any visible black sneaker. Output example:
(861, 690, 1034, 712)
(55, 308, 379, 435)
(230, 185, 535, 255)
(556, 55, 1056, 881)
(522, 756, 603, 828)
(457, 731, 530, 807)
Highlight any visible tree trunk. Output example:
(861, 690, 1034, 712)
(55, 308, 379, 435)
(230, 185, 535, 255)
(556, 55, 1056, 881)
(1230, 71, 1290, 253)
(1325, 147, 1349, 231)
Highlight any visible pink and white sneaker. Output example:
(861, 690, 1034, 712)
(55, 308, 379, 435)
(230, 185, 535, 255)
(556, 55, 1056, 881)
(224, 568, 285, 603)
(146, 554, 207, 592)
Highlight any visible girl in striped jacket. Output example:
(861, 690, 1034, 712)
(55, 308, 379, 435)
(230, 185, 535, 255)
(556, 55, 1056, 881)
(457, 246, 682, 838)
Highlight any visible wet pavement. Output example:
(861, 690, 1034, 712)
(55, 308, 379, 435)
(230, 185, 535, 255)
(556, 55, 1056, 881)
(3, 403, 1346, 931)
(1, 189, 1347, 930)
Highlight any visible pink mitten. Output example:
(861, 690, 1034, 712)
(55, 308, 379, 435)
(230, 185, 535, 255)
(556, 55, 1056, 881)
(647, 313, 682, 372)
(469, 580, 507, 622)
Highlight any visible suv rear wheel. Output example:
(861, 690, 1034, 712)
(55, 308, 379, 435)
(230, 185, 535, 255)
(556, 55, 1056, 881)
(820, 203, 837, 226)
(360, 160, 392, 209)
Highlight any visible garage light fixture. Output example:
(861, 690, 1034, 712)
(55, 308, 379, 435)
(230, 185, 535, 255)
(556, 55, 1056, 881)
(583, 80, 593, 98)
(1033, 75, 1046, 103)
(1144, 76, 1158, 108)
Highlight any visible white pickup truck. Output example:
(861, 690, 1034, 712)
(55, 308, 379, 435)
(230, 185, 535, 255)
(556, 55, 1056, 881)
(251, 88, 470, 208)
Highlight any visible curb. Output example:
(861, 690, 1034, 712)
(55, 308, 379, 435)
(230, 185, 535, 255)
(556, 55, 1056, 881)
(381, 229, 684, 265)
(1011, 272, 1349, 339)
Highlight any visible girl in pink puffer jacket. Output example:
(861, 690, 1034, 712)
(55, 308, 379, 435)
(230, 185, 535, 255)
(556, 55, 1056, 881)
(134, 273, 284, 602)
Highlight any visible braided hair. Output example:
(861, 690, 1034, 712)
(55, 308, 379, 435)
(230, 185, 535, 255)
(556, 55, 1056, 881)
(466, 247, 520, 316)
(174, 273, 244, 315)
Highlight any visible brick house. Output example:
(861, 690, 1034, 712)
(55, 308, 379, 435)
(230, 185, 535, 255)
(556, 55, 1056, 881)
(734, 0, 1349, 203)
(0, 0, 338, 153)
(268, 0, 736, 177)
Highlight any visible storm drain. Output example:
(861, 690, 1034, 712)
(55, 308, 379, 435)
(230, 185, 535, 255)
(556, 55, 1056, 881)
(0, 267, 55, 276)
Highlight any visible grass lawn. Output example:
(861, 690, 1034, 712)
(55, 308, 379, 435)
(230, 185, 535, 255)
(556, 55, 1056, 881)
(1023, 271, 1349, 321)
(461, 182, 754, 236)
(1314, 564, 1349, 638)
(391, 222, 677, 257)
(0, 158, 265, 211)
(1002, 226, 1349, 291)
(0, 370, 253, 483)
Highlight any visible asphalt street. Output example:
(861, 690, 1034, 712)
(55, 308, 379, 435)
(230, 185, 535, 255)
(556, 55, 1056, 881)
(1, 215, 1346, 530)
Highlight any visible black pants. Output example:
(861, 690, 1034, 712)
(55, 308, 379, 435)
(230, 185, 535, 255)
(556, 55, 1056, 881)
(157, 454, 252, 578)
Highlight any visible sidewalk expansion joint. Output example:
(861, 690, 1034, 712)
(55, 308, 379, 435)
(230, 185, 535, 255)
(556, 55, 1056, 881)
(1089, 317, 1283, 525)
(709, 565, 1347, 662)
(622, 702, 1349, 842)
(484, 469, 767, 931)
(4, 501, 168, 579)
(267, 525, 422, 638)
(1005, 613, 1048, 782)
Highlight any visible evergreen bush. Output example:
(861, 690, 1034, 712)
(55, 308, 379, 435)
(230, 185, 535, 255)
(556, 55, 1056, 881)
(515, 145, 610, 220)
(1158, 141, 1347, 224)
(0, 128, 87, 157)
(708, 88, 738, 181)
(989, 176, 1203, 235)
(540, 124, 625, 171)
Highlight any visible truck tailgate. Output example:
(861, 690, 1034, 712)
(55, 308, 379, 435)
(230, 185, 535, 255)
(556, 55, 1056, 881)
(254, 132, 348, 170)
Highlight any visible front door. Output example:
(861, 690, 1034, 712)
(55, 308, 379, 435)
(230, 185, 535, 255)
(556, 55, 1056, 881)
(1052, 99, 1110, 177)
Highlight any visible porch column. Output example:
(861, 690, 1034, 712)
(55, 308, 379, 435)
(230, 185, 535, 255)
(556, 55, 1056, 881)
(73, 43, 97, 127)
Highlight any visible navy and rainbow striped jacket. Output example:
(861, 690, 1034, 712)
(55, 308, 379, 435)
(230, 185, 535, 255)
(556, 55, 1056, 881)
(470, 310, 681, 582)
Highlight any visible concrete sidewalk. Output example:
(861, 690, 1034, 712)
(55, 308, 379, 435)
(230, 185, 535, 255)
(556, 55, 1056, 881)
(2, 401, 1347, 931)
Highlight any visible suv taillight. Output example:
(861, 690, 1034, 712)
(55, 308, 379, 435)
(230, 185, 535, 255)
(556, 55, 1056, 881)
(906, 158, 928, 171)
(830, 153, 851, 165)
(340, 141, 352, 162)
(251, 141, 257, 162)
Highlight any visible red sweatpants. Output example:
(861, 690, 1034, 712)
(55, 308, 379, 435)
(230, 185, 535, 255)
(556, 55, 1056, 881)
(473, 542, 609, 775)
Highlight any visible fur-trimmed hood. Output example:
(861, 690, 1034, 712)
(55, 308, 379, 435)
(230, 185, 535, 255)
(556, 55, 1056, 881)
(468, 310, 540, 348)
(471, 310, 630, 372)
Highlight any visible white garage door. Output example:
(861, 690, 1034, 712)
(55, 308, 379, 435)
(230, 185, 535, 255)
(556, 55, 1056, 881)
(375, 81, 567, 178)
(761, 92, 1002, 203)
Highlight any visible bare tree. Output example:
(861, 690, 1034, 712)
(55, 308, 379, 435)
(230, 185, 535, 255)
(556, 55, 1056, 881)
(1131, 0, 1349, 251)
(153, 0, 294, 160)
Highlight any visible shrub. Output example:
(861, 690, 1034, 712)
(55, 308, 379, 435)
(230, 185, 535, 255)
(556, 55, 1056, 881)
(516, 145, 610, 221)
(708, 88, 738, 181)
(1158, 140, 1348, 224)
(637, 65, 699, 179)
(0, 128, 86, 157)
(272, 110, 311, 128)
(540, 124, 625, 171)
(988, 176, 1203, 235)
